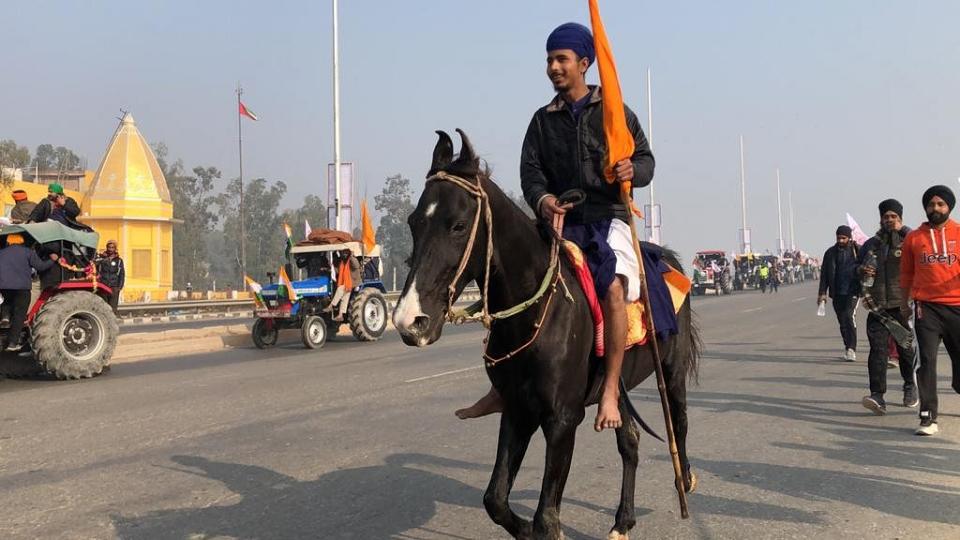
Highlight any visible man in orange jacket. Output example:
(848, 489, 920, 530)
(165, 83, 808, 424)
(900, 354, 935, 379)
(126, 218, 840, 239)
(901, 185, 960, 436)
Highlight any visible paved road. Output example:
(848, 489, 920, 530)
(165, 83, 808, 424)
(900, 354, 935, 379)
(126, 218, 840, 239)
(1, 282, 958, 539)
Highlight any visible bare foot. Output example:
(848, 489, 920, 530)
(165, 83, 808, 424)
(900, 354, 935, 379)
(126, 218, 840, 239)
(455, 389, 503, 419)
(594, 394, 622, 432)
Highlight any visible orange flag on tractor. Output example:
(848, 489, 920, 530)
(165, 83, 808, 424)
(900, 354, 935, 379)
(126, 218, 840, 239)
(360, 199, 376, 253)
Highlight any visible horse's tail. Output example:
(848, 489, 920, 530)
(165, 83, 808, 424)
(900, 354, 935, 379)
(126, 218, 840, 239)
(660, 245, 703, 384)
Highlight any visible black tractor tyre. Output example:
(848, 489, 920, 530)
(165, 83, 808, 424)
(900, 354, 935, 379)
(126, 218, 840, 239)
(30, 291, 118, 380)
(348, 288, 388, 341)
(301, 315, 328, 349)
(252, 318, 279, 349)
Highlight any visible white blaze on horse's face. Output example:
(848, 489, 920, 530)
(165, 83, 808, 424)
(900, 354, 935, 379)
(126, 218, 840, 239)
(393, 280, 429, 346)
(424, 202, 437, 218)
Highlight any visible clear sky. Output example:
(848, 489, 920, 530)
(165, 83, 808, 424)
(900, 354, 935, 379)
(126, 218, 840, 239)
(4, 1, 959, 261)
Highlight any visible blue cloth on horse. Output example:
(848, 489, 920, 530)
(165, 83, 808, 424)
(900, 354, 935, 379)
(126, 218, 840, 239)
(562, 221, 679, 342)
(562, 221, 617, 300)
(639, 242, 679, 341)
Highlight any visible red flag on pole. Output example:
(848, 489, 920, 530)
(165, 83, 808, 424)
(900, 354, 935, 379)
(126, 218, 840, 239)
(239, 101, 259, 121)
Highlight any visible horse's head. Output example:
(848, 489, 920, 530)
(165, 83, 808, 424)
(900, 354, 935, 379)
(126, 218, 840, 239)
(394, 129, 486, 347)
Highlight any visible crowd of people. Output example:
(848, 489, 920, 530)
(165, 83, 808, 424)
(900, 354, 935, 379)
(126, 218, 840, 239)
(818, 186, 959, 436)
(0, 183, 126, 351)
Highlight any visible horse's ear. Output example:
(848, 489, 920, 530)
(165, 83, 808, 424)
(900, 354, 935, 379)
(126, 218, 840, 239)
(428, 130, 454, 176)
(455, 128, 477, 163)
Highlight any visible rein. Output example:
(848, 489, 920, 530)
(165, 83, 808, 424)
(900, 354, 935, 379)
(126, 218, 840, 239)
(426, 171, 566, 366)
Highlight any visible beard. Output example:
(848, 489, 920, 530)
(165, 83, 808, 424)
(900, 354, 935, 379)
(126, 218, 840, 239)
(927, 210, 949, 226)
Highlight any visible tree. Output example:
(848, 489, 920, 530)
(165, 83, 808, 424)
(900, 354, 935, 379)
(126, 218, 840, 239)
(375, 174, 415, 290)
(0, 139, 31, 184)
(33, 143, 81, 172)
(169, 166, 222, 288)
(214, 177, 289, 284)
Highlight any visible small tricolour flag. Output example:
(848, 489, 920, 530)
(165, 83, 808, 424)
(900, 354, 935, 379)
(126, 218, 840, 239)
(244, 275, 265, 309)
(278, 265, 297, 300)
(239, 101, 259, 121)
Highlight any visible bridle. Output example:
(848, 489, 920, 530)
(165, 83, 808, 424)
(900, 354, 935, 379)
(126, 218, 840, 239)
(425, 171, 566, 366)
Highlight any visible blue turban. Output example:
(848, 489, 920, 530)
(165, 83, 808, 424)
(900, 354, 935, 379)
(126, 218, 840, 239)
(546, 22, 595, 65)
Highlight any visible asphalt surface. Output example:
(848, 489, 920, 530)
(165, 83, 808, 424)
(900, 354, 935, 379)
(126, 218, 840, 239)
(1, 282, 958, 539)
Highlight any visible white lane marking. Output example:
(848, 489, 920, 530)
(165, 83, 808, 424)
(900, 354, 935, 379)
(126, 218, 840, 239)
(393, 279, 423, 331)
(425, 202, 437, 217)
(792, 297, 809, 302)
(742, 307, 763, 313)
(405, 365, 482, 383)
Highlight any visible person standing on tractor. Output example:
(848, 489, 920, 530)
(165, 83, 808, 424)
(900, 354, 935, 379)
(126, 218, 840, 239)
(0, 233, 59, 351)
(327, 249, 361, 322)
(9, 190, 36, 224)
(26, 183, 91, 231)
(96, 240, 125, 314)
(456, 22, 655, 432)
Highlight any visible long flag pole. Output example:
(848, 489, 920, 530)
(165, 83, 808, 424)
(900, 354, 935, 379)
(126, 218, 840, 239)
(237, 82, 247, 283)
(588, 0, 689, 518)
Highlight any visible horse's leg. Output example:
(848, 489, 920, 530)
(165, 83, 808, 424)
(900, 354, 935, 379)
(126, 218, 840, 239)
(665, 350, 696, 493)
(609, 399, 640, 539)
(532, 410, 583, 539)
(484, 411, 538, 539)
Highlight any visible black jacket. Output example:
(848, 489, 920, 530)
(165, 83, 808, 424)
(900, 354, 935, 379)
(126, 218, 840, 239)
(0, 245, 56, 290)
(97, 255, 125, 289)
(520, 86, 654, 224)
(858, 227, 910, 310)
(819, 243, 861, 298)
(27, 196, 91, 231)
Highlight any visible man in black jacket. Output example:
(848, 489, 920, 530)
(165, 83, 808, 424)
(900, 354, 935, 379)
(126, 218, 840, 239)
(456, 22, 655, 432)
(0, 234, 59, 351)
(857, 199, 918, 414)
(27, 183, 91, 231)
(819, 225, 861, 361)
(96, 240, 125, 314)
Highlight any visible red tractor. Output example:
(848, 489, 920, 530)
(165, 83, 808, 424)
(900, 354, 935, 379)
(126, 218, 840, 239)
(0, 223, 118, 379)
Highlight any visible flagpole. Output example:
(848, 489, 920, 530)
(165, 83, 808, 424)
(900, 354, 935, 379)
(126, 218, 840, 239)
(332, 0, 343, 231)
(776, 168, 784, 256)
(789, 191, 796, 251)
(237, 82, 247, 282)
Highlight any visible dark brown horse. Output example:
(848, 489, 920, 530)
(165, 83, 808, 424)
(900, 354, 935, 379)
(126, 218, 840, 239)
(394, 130, 700, 540)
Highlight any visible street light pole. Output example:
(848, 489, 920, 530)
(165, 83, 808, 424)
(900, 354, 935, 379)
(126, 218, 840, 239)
(789, 191, 797, 251)
(332, 0, 342, 231)
(739, 135, 749, 253)
(647, 68, 660, 244)
(236, 82, 246, 281)
(776, 168, 784, 256)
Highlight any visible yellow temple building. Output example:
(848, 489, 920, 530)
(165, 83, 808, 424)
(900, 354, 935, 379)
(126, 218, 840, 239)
(1, 113, 175, 301)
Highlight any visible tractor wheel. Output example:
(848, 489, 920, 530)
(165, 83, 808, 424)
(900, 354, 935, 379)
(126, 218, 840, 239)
(251, 318, 279, 349)
(30, 291, 117, 379)
(300, 315, 327, 349)
(349, 288, 388, 341)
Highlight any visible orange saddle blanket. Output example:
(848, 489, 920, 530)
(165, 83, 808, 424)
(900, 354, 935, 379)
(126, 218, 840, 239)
(561, 241, 690, 355)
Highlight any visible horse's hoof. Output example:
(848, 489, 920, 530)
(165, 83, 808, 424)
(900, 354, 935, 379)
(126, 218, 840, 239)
(606, 531, 628, 540)
(685, 470, 698, 493)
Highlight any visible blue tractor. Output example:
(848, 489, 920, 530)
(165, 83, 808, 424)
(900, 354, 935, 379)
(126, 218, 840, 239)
(251, 242, 389, 349)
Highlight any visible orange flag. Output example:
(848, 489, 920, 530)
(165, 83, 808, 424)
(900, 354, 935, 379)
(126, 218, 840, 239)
(588, 0, 642, 218)
(360, 199, 376, 253)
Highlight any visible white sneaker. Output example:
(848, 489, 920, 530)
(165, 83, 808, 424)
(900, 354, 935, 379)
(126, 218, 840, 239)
(846, 349, 856, 362)
(915, 419, 939, 436)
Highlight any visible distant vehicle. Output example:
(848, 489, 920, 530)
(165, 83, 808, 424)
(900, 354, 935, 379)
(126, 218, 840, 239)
(251, 241, 388, 350)
(691, 250, 733, 296)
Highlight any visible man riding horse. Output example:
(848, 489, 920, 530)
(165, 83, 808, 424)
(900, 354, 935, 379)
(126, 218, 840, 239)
(456, 22, 655, 432)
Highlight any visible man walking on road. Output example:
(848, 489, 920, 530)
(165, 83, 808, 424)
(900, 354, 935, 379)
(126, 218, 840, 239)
(901, 185, 960, 436)
(819, 225, 861, 361)
(858, 199, 918, 415)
